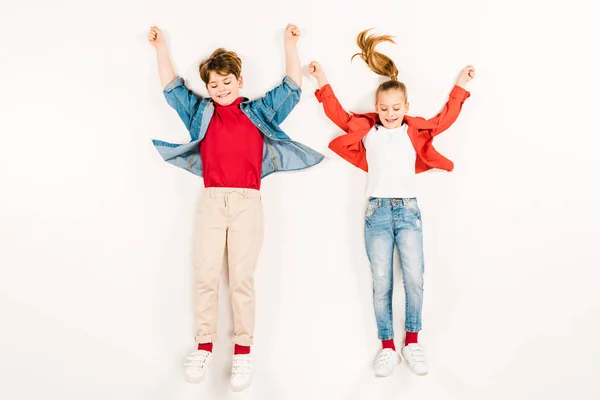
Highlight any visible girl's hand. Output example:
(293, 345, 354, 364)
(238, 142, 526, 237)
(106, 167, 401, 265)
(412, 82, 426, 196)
(148, 26, 166, 48)
(309, 61, 329, 89)
(308, 61, 324, 78)
(456, 65, 475, 88)
(462, 65, 476, 81)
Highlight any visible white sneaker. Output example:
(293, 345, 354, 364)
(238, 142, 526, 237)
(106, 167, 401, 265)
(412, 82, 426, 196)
(230, 354, 253, 391)
(373, 348, 401, 377)
(401, 343, 429, 375)
(183, 350, 212, 383)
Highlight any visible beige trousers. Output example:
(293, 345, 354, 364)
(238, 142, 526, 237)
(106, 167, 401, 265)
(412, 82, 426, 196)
(193, 188, 263, 346)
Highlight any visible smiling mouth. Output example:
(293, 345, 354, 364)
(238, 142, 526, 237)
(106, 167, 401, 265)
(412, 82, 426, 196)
(218, 92, 230, 98)
(385, 118, 398, 123)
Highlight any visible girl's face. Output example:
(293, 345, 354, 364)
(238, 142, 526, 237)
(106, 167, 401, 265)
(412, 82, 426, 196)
(376, 89, 409, 129)
(206, 71, 243, 105)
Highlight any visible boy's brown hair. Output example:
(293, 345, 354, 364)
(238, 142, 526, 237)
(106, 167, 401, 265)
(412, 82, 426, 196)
(199, 48, 243, 85)
(352, 29, 407, 101)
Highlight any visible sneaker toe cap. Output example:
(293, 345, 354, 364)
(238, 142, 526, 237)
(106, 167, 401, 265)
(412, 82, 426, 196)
(374, 366, 393, 377)
(231, 374, 251, 390)
(185, 367, 204, 382)
(412, 362, 429, 375)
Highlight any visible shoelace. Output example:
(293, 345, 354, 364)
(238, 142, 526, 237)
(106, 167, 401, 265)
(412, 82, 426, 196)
(232, 356, 252, 375)
(184, 351, 210, 369)
(374, 350, 395, 368)
(406, 346, 426, 363)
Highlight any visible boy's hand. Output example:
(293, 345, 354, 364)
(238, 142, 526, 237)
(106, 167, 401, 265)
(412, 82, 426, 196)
(148, 26, 166, 48)
(308, 61, 324, 78)
(456, 65, 476, 88)
(285, 24, 300, 45)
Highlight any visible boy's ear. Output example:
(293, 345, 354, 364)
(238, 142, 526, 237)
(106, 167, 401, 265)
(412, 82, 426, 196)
(238, 76, 244, 88)
(405, 102, 410, 112)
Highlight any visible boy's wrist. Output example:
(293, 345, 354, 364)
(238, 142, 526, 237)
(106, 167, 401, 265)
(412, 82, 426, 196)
(155, 42, 168, 52)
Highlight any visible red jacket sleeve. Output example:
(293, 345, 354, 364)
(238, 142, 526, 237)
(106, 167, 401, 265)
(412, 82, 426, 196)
(314, 84, 352, 133)
(427, 85, 471, 137)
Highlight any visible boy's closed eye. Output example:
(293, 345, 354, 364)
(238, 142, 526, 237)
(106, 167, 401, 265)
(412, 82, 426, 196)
(210, 81, 231, 89)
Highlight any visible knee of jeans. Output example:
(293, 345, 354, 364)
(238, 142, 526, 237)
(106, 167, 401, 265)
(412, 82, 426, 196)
(373, 274, 392, 295)
(403, 271, 423, 292)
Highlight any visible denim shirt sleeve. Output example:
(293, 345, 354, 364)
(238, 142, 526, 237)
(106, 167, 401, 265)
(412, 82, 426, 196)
(252, 76, 301, 125)
(163, 77, 203, 135)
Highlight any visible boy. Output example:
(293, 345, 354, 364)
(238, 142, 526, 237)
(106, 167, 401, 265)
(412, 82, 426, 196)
(148, 24, 323, 391)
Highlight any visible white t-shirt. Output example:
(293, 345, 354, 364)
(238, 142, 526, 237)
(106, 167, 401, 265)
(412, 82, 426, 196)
(363, 124, 417, 198)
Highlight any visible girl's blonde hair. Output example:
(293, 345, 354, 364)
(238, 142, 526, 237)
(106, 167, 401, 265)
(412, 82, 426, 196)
(352, 29, 407, 101)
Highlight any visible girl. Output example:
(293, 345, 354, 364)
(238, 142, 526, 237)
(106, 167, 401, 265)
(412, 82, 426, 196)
(309, 29, 474, 377)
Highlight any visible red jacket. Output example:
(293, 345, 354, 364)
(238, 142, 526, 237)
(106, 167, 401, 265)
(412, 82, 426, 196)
(314, 84, 471, 173)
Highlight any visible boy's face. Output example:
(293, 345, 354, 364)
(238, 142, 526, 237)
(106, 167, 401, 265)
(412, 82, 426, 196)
(207, 71, 243, 106)
(376, 90, 409, 129)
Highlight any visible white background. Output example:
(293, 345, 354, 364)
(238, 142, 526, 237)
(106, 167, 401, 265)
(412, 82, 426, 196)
(2, 0, 599, 399)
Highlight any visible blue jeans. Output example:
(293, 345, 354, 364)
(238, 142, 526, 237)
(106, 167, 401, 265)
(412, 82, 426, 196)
(364, 198, 424, 340)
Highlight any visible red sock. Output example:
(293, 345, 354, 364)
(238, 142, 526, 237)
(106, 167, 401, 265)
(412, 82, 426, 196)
(197, 342, 213, 352)
(382, 339, 396, 351)
(405, 332, 419, 346)
(234, 344, 251, 355)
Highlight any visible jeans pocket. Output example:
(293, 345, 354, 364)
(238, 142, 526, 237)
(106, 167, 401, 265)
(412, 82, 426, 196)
(365, 202, 379, 220)
(405, 201, 421, 218)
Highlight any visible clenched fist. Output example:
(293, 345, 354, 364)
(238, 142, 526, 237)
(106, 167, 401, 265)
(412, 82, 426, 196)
(148, 26, 166, 48)
(285, 24, 300, 45)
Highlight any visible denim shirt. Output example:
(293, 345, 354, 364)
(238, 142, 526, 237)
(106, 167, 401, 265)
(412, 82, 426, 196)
(152, 76, 324, 179)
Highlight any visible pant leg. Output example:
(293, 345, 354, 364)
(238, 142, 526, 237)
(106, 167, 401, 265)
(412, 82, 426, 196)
(225, 189, 263, 346)
(364, 199, 395, 341)
(393, 198, 424, 333)
(193, 190, 227, 343)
